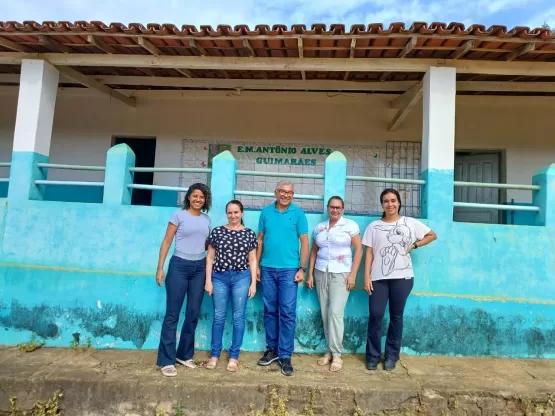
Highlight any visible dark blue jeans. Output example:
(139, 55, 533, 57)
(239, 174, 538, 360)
(157, 256, 206, 367)
(210, 269, 251, 360)
(261, 266, 298, 359)
(366, 278, 414, 362)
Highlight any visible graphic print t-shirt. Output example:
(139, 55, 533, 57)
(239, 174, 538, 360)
(207, 226, 258, 272)
(361, 217, 431, 281)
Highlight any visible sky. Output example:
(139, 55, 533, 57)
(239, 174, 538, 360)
(1, 0, 554, 31)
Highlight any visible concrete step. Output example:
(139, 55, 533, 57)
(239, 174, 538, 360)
(0, 347, 554, 415)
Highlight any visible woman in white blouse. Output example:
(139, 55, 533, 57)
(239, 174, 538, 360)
(307, 196, 363, 372)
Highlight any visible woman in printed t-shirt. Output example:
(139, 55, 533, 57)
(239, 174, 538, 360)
(307, 196, 363, 372)
(155, 183, 212, 377)
(204, 200, 258, 372)
(362, 188, 437, 372)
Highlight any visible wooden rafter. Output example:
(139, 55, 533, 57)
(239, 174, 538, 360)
(243, 39, 255, 57)
(0, 37, 34, 53)
(56, 66, 135, 107)
(37, 35, 72, 53)
(451, 40, 474, 59)
(389, 81, 423, 132)
(344, 39, 356, 81)
(137, 37, 161, 56)
(399, 36, 417, 58)
(87, 35, 118, 54)
(505, 42, 535, 61)
(298, 37, 306, 80)
(189, 39, 209, 56)
(175, 68, 194, 78)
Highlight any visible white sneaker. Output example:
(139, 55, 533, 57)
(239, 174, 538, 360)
(176, 358, 196, 369)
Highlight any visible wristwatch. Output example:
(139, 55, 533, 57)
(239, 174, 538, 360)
(299, 266, 306, 272)
(413, 242, 418, 249)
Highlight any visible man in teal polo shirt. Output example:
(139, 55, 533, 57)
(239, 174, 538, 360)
(256, 180, 309, 376)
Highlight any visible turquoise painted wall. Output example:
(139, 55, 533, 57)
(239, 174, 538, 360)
(2, 146, 554, 359)
(1, 199, 554, 358)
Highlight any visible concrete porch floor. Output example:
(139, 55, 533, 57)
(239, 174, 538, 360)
(0, 347, 554, 416)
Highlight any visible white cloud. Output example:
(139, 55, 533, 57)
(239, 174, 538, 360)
(526, 6, 555, 29)
(0, 0, 551, 29)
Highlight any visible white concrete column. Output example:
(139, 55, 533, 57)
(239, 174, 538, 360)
(8, 59, 59, 203)
(420, 66, 456, 222)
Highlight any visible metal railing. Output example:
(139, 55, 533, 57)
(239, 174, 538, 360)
(235, 170, 324, 201)
(454, 181, 540, 191)
(125, 167, 211, 194)
(453, 202, 540, 212)
(34, 163, 105, 187)
(128, 184, 190, 192)
(454, 180, 541, 212)
(0, 162, 10, 184)
(129, 167, 211, 173)
(346, 175, 426, 185)
(237, 170, 324, 179)
(235, 190, 324, 201)
(37, 163, 105, 171)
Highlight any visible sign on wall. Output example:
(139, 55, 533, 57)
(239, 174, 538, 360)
(177, 139, 421, 216)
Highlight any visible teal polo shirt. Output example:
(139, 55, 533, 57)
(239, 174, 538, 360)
(258, 202, 308, 269)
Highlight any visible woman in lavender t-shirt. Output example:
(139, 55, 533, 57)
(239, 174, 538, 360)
(155, 183, 212, 377)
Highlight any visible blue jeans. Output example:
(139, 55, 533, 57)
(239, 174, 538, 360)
(210, 269, 251, 360)
(261, 267, 299, 359)
(157, 256, 206, 367)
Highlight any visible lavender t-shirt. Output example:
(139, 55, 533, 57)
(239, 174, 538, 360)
(169, 209, 211, 260)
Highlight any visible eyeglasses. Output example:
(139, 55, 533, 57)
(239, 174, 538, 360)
(276, 189, 294, 197)
(328, 205, 343, 211)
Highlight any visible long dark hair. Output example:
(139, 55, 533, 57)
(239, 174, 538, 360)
(226, 199, 245, 225)
(380, 188, 402, 219)
(183, 183, 212, 212)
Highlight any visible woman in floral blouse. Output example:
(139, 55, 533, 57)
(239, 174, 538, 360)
(205, 200, 258, 372)
(307, 196, 363, 372)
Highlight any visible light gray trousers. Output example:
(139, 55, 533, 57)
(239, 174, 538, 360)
(314, 269, 351, 358)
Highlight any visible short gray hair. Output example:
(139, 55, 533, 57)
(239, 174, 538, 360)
(276, 180, 295, 190)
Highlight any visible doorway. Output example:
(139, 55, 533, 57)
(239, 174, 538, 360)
(113, 137, 157, 206)
(454, 151, 502, 224)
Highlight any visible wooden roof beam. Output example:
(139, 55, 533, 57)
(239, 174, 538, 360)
(190, 39, 209, 56)
(87, 35, 118, 54)
(56, 66, 135, 107)
(389, 81, 423, 132)
(0, 37, 34, 53)
(298, 37, 306, 80)
(243, 39, 255, 57)
(505, 42, 535, 61)
(344, 39, 356, 81)
(398, 36, 417, 58)
(4, 54, 555, 76)
(38, 35, 73, 53)
(175, 68, 195, 78)
(451, 40, 474, 59)
(137, 37, 161, 56)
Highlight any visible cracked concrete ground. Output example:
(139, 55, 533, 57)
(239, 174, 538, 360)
(0, 347, 554, 415)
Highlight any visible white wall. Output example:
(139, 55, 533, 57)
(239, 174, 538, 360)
(1, 87, 554, 202)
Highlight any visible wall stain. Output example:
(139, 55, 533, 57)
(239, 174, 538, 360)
(403, 304, 555, 358)
(246, 311, 265, 334)
(3, 299, 555, 357)
(1, 300, 161, 348)
(295, 313, 325, 350)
